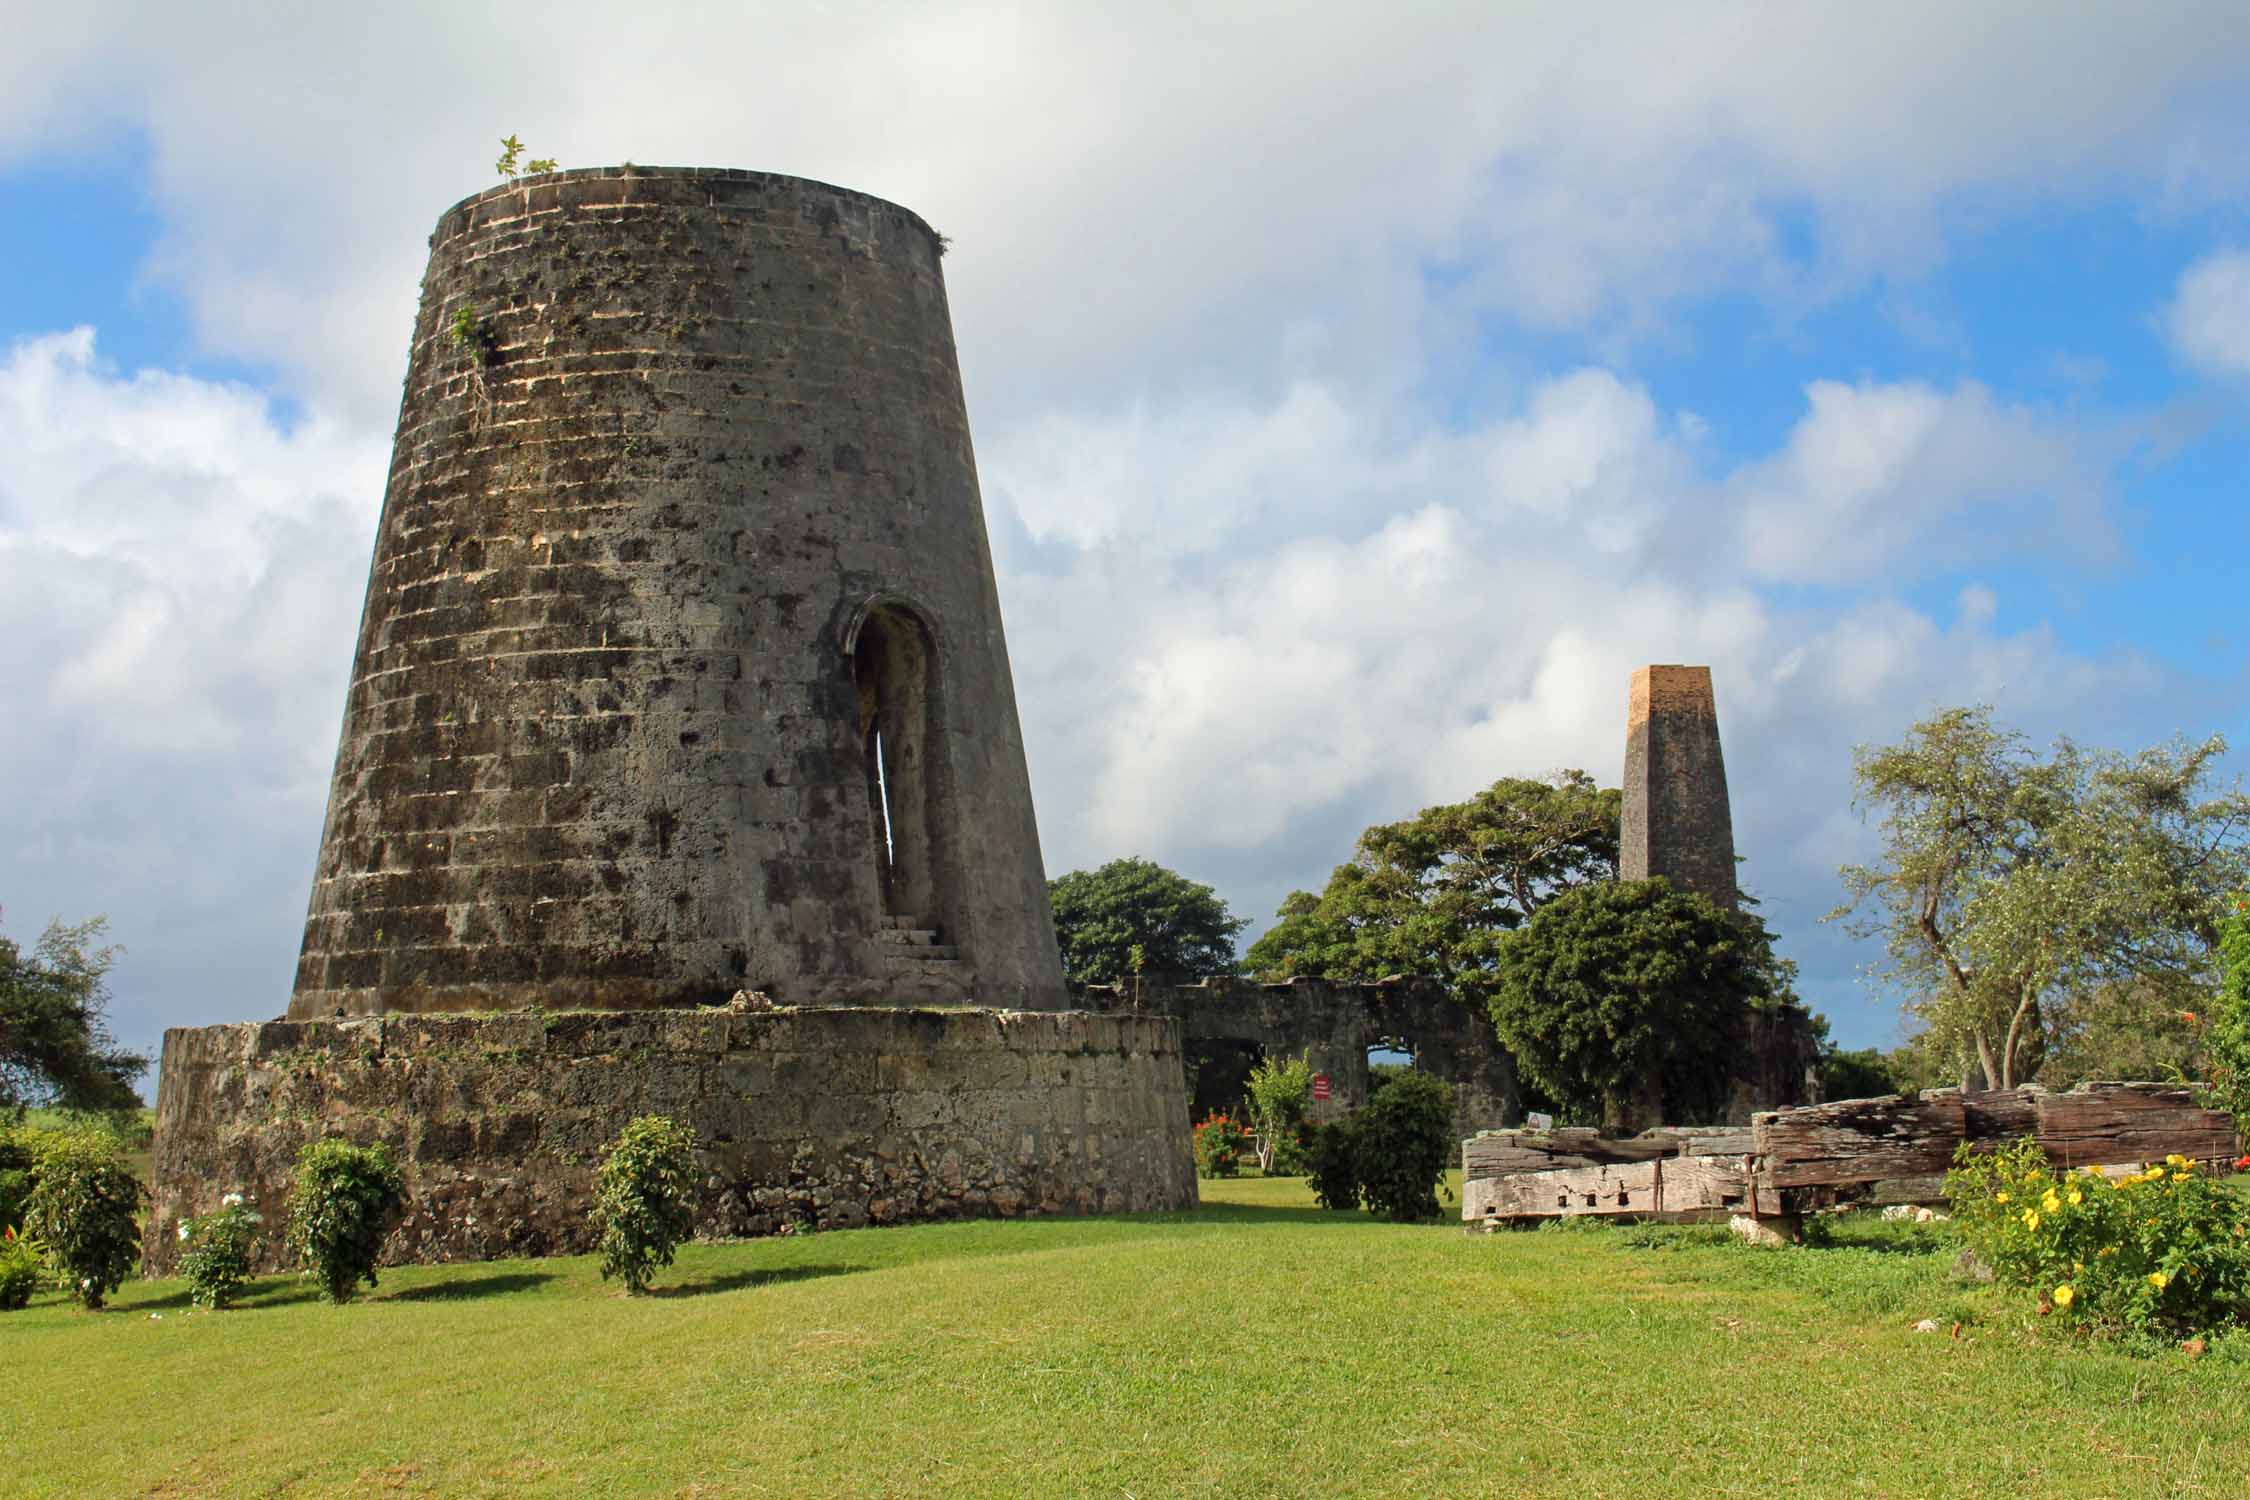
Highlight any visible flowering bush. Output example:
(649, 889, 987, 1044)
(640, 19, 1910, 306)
(287, 1139, 407, 1305)
(592, 1114, 702, 1295)
(0, 1224, 44, 1310)
(22, 1131, 142, 1308)
(1192, 1112, 1252, 1178)
(1947, 1138, 2250, 1341)
(178, 1194, 262, 1310)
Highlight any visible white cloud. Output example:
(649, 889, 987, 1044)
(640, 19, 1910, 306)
(2163, 248, 2250, 379)
(992, 367, 2163, 865)
(9, 5, 2250, 422)
(1726, 380, 2119, 583)
(0, 328, 385, 1048)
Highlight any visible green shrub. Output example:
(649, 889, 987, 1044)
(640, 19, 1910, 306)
(592, 1115, 702, 1295)
(1192, 1112, 1251, 1178)
(1946, 1138, 2250, 1343)
(177, 1195, 262, 1310)
(1, 1115, 146, 1231)
(1266, 1124, 1313, 1177)
(1351, 1070, 1456, 1223)
(287, 1139, 407, 1305)
(0, 1224, 43, 1309)
(22, 1131, 143, 1308)
(0, 1127, 45, 1231)
(1244, 1051, 1313, 1175)
(1306, 1119, 1360, 1210)
(2210, 895, 2250, 1143)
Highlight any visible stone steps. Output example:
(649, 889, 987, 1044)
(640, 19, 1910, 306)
(882, 946, 960, 963)
(878, 912, 963, 973)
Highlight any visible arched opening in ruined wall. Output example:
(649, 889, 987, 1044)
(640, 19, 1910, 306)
(850, 601, 949, 932)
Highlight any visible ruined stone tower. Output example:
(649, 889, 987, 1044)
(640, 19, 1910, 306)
(1619, 665, 1738, 911)
(289, 168, 1066, 1018)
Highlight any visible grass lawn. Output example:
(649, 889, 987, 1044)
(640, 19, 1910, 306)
(7, 1172, 2249, 1499)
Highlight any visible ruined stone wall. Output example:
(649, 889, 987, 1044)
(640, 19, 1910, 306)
(1086, 976, 1523, 1142)
(1620, 665, 1738, 910)
(1094, 975, 1817, 1136)
(148, 1007, 1193, 1274)
(292, 167, 1062, 1018)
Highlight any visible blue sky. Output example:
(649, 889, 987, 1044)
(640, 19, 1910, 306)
(4, 4, 2249, 1080)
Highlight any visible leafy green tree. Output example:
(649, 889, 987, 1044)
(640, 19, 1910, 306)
(2038, 977, 2209, 1091)
(1047, 858, 1246, 985)
(0, 916, 145, 1113)
(593, 1114, 703, 1294)
(1243, 771, 1619, 1005)
(2209, 895, 2250, 1140)
(1489, 879, 1777, 1130)
(1349, 1071, 1457, 1222)
(1243, 1051, 1313, 1174)
(1830, 707, 2250, 1090)
(23, 1131, 142, 1308)
(288, 1139, 407, 1305)
(1817, 1043, 1906, 1102)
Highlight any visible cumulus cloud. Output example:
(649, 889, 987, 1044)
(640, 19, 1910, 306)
(0, 329, 385, 1051)
(2163, 249, 2250, 379)
(8, 4, 2250, 422)
(1726, 379, 2121, 583)
(988, 369, 2178, 955)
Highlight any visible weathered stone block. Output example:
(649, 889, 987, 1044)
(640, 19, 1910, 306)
(153, 1006, 1194, 1274)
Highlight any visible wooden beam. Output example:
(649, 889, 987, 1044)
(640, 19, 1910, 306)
(1465, 1156, 1753, 1221)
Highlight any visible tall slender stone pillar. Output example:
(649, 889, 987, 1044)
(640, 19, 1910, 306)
(1619, 665, 1737, 910)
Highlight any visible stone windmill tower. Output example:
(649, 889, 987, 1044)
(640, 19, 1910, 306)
(287, 168, 1066, 1018)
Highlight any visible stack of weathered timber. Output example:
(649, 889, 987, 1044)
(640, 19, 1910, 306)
(1463, 1083, 2239, 1230)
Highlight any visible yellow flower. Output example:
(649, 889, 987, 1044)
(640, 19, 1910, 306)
(2148, 1272, 2169, 1291)
(1995, 1191, 2011, 1204)
(2023, 1210, 2041, 1231)
(2042, 1190, 2061, 1214)
(2054, 1285, 2075, 1308)
(2172, 1171, 2193, 1182)
(2098, 1246, 2118, 1258)
(2166, 1154, 2187, 1168)
(2067, 1189, 2083, 1206)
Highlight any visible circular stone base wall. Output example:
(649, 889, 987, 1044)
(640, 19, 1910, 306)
(148, 1007, 1195, 1273)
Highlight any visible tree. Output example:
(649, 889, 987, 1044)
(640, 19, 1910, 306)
(1348, 1070, 1458, 1222)
(1488, 879, 1778, 1130)
(2209, 895, 2250, 1139)
(1243, 1050, 1313, 1174)
(2037, 977, 2208, 1091)
(0, 916, 145, 1113)
(1047, 858, 1246, 986)
(1830, 707, 2250, 1091)
(1243, 771, 1620, 1004)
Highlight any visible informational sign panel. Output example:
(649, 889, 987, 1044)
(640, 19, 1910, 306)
(1311, 1074, 1332, 1102)
(1524, 1111, 1555, 1131)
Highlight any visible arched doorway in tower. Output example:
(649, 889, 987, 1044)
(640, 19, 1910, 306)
(850, 601, 946, 930)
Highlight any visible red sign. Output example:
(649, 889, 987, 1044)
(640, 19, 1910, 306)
(1311, 1074, 1332, 1101)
